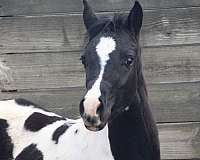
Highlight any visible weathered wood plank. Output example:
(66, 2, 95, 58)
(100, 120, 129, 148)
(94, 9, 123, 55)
(148, 82, 200, 123)
(142, 46, 200, 84)
(0, 0, 200, 16)
(0, 81, 199, 122)
(158, 122, 200, 160)
(1, 45, 199, 90)
(0, 7, 200, 54)
(0, 51, 85, 90)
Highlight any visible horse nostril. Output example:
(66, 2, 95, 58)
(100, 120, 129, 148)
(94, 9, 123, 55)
(96, 102, 103, 116)
(86, 115, 91, 122)
(85, 114, 98, 125)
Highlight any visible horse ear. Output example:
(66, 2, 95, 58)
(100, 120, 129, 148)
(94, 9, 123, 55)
(126, 1, 143, 35)
(83, 0, 98, 31)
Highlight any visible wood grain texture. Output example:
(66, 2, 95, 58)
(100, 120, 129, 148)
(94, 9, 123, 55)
(158, 122, 200, 160)
(148, 82, 200, 123)
(1, 81, 199, 123)
(0, 0, 200, 16)
(1, 45, 199, 90)
(0, 7, 200, 54)
(142, 46, 200, 84)
(0, 51, 85, 90)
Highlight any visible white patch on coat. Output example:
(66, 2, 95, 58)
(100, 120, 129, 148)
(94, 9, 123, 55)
(85, 37, 116, 99)
(0, 100, 64, 157)
(0, 100, 114, 160)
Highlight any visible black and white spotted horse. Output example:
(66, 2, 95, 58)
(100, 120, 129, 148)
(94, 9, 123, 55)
(0, 1, 160, 160)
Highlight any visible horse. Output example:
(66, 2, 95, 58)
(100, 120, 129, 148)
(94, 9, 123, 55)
(0, 1, 160, 160)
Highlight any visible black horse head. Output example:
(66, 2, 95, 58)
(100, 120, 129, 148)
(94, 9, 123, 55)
(80, 0, 143, 131)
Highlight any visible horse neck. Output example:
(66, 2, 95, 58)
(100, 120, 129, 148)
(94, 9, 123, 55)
(108, 74, 160, 160)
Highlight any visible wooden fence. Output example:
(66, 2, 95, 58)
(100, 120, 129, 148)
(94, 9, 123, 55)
(0, 0, 199, 159)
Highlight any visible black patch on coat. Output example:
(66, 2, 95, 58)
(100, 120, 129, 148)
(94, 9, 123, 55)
(0, 119, 13, 160)
(74, 129, 79, 134)
(15, 144, 43, 160)
(15, 98, 39, 107)
(15, 98, 50, 112)
(24, 112, 65, 132)
(52, 124, 69, 144)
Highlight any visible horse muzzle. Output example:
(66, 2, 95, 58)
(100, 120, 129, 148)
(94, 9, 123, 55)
(79, 96, 111, 131)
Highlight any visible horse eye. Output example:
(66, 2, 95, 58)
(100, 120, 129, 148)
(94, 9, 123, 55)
(125, 57, 134, 66)
(80, 56, 86, 67)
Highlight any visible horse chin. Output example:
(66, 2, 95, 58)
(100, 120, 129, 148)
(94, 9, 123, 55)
(84, 123, 107, 132)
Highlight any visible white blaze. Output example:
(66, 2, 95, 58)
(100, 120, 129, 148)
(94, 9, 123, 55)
(85, 37, 116, 99)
